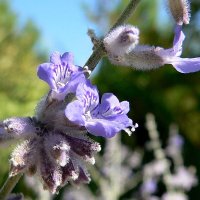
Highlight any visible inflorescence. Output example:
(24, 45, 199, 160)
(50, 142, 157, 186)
(0, 0, 200, 197)
(0, 51, 137, 194)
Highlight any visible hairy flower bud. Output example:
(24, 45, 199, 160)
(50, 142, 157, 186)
(168, 0, 190, 25)
(103, 25, 139, 58)
(0, 117, 36, 141)
(39, 147, 62, 194)
(10, 139, 37, 176)
(61, 159, 79, 185)
(74, 167, 91, 184)
(1, 114, 101, 194)
(44, 134, 70, 167)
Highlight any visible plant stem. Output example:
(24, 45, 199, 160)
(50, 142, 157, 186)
(111, 0, 141, 30)
(0, 174, 22, 200)
(84, 0, 141, 71)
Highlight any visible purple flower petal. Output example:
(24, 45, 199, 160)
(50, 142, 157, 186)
(171, 57, 200, 73)
(50, 51, 62, 65)
(86, 119, 122, 138)
(86, 113, 132, 138)
(98, 93, 120, 114)
(173, 25, 185, 57)
(120, 101, 130, 114)
(61, 52, 74, 65)
(37, 63, 57, 90)
(65, 73, 86, 94)
(65, 80, 136, 138)
(156, 26, 200, 73)
(65, 100, 85, 126)
(98, 93, 130, 119)
(114, 25, 200, 74)
(37, 51, 86, 100)
(76, 80, 99, 110)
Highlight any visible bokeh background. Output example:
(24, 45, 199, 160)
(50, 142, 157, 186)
(0, 0, 200, 199)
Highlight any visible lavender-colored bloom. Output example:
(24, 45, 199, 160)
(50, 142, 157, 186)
(108, 25, 200, 73)
(65, 80, 137, 138)
(37, 51, 86, 100)
(166, 133, 184, 157)
(165, 166, 198, 191)
(127, 25, 200, 73)
(141, 178, 157, 194)
(169, 133, 184, 148)
(0, 116, 101, 194)
(144, 159, 170, 177)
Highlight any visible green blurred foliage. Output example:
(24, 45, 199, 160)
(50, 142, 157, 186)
(0, 0, 47, 186)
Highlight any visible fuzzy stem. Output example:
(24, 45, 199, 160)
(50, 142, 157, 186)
(84, 0, 141, 71)
(0, 174, 22, 200)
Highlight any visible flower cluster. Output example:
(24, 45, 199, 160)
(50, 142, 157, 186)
(0, 51, 137, 194)
(37, 51, 137, 138)
(0, 0, 199, 198)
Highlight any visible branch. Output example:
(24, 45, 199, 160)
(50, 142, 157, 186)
(84, 0, 141, 71)
(0, 174, 22, 200)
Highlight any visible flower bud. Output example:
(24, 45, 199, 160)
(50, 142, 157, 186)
(103, 25, 140, 57)
(10, 139, 37, 176)
(61, 159, 79, 185)
(74, 167, 91, 184)
(0, 117, 37, 140)
(39, 147, 62, 194)
(168, 0, 190, 25)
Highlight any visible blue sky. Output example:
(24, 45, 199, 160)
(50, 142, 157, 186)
(11, 0, 98, 66)
(10, 0, 171, 66)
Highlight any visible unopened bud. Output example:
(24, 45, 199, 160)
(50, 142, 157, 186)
(10, 139, 36, 176)
(103, 25, 140, 57)
(168, 0, 190, 25)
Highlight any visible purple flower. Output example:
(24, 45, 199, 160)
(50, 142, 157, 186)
(65, 80, 137, 138)
(108, 25, 200, 73)
(165, 166, 198, 191)
(37, 51, 86, 100)
(0, 116, 101, 194)
(165, 25, 200, 73)
(141, 178, 157, 194)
